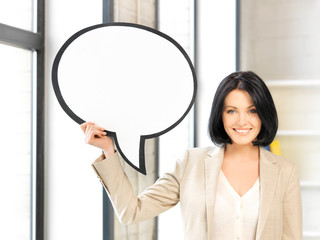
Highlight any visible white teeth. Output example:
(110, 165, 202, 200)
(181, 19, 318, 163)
(235, 129, 250, 133)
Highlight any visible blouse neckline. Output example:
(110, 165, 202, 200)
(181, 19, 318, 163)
(220, 170, 260, 200)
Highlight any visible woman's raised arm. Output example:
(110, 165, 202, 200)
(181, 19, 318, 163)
(80, 122, 116, 158)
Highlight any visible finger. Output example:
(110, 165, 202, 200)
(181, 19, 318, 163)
(93, 128, 105, 138)
(80, 121, 95, 133)
(86, 128, 97, 144)
(97, 126, 105, 131)
(87, 127, 105, 139)
(86, 128, 106, 144)
(85, 124, 106, 135)
(80, 122, 92, 132)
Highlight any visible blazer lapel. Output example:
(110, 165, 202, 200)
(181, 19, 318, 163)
(256, 147, 279, 240)
(204, 147, 224, 240)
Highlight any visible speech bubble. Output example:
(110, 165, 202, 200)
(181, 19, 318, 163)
(52, 23, 197, 175)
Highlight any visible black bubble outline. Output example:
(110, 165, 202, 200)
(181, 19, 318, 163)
(52, 22, 197, 175)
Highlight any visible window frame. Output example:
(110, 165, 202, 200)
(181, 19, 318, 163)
(102, 2, 115, 240)
(0, 0, 45, 239)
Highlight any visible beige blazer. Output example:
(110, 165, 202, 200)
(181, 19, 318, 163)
(92, 146, 302, 240)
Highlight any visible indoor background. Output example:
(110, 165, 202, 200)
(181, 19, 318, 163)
(0, 0, 319, 239)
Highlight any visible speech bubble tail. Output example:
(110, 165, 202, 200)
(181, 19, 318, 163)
(139, 137, 147, 175)
(112, 132, 146, 175)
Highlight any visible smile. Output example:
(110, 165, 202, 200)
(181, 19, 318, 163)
(233, 128, 252, 135)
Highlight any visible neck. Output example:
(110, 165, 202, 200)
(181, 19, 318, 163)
(224, 143, 260, 161)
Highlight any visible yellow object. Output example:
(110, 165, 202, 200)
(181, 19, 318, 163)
(270, 140, 282, 156)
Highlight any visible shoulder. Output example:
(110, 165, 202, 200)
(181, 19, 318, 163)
(260, 148, 301, 195)
(187, 146, 215, 155)
(260, 147, 297, 174)
(179, 146, 222, 168)
(186, 145, 221, 160)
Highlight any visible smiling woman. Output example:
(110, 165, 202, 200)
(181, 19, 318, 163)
(222, 89, 262, 146)
(82, 70, 302, 240)
(208, 71, 278, 147)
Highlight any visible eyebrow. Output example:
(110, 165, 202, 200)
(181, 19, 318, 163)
(224, 105, 255, 109)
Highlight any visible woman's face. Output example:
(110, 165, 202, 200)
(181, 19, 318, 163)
(222, 89, 261, 146)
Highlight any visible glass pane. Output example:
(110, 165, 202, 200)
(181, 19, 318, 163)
(0, 44, 32, 239)
(0, 0, 33, 31)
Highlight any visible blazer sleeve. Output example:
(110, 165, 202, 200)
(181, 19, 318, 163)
(91, 151, 187, 225)
(282, 164, 303, 240)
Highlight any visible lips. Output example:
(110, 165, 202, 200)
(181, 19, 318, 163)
(233, 128, 252, 135)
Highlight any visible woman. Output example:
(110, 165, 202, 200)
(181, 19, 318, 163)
(81, 71, 302, 240)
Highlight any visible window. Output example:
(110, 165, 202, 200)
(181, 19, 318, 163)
(0, 0, 44, 239)
(0, 0, 33, 31)
(0, 44, 32, 239)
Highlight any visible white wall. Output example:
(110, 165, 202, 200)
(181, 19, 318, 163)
(45, 1, 104, 239)
(240, 0, 320, 79)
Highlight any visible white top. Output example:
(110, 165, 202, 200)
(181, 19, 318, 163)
(212, 170, 260, 240)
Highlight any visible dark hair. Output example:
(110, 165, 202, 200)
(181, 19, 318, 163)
(208, 71, 278, 147)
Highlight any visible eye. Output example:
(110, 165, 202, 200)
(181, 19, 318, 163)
(227, 109, 236, 114)
(249, 109, 257, 114)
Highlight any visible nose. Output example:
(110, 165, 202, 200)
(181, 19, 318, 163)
(238, 112, 247, 126)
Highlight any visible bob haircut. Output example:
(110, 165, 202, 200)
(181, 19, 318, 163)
(208, 71, 278, 147)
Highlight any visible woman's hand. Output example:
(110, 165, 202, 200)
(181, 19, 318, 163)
(80, 122, 115, 157)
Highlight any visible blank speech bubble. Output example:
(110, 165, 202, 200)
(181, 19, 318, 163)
(52, 23, 197, 175)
